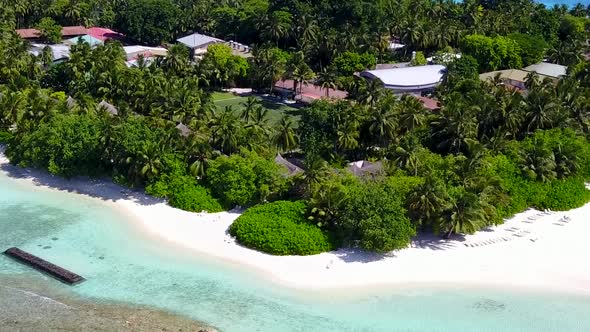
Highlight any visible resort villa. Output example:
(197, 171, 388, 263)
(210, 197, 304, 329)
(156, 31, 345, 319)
(359, 64, 446, 95)
(177, 32, 252, 60)
(522, 62, 567, 79)
(16, 26, 123, 43)
(123, 46, 168, 67)
(479, 62, 567, 90)
(177, 32, 225, 59)
(15, 25, 169, 67)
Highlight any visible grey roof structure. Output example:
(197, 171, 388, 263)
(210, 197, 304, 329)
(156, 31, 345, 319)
(176, 123, 192, 137)
(177, 33, 223, 49)
(29, 44, 71, 61)
(66, 96, 76, 109)
(523, 62, 567, 79)
(275, 154, 303, 176)
(347, 160, 384, 177)
(98, 100, 118, 116)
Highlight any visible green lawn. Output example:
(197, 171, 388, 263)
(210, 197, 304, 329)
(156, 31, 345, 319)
(211, 92, 300, 124)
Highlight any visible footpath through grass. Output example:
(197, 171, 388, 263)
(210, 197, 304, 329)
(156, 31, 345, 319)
(211, 92, 300, 124)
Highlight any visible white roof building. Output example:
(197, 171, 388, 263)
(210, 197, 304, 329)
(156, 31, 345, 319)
(177, 33, 223, 55)
(523, 62, 567, 79)
(388, 42, 405, 50)
(123, 46, 168, 60)
(360, 65, 446, 93)
(29, 44, 71, 62)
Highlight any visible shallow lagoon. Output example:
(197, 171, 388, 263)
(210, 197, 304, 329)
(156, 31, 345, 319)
(1, 172, 590, 332)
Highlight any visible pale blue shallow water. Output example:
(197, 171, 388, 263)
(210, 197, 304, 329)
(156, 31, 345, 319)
(1, 171, 590, 332)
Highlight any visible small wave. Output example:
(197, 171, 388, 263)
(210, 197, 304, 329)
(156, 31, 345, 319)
(0, 285, 71, 308)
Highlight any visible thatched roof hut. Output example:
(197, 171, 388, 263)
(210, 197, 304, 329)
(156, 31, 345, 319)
(275, 154, 303, 176)
(98, 100, 118, 116)
(175, 123, 192, 137)
(66, 96, 76, 109)
(347, 160, 384, 177)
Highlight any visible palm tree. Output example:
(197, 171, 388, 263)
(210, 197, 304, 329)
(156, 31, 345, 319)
(519, 139, 557, 182)
(316, 67, 338, 97)
(570, 3, 587, 17)
(439, 191, 486, 238)
(274, 115, 298, 153)
(0, 90, 25, 128)
(553, 143, 579, 179)
(240, 96, 261, 122)
(284, 51, 315, 95)
(398, 95, 426, 133)
(390, 138, 422, 176)
(246, 106, 271, 144)
(547, 41, 581, 66)
(295, 14, 319, 52)
(63, 0, 84, 25)
(39, 46, 53, 68)
(126, 142, 164, 185)
(354, 79, 385, 107)
(558, 78, 590, 134)
(367, 97, 397, 146)
(251, 46, 287, 94)
(183, 131, 213, 178)
(164, 44, 190, 76)
(407, 175, 451, 229)
(429, 94, 479, 154)
(264, 10, 292, 46)
(523, 86, 560, 134)
(337, 120, 360, 151)
(303, 154, 330, 194)
(211, 106, 242, 155)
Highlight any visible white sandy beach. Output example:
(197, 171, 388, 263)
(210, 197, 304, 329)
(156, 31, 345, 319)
(2, 148, 590, 295)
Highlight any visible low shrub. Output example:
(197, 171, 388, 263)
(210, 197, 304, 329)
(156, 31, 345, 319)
(146, 174, 223, 213)
(0, 130, 13, 143)
(534, 178, 590, 211)
(229, 200, 333, 255)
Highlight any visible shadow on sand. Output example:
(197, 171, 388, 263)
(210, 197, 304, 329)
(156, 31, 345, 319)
(0, 158, 161, 207)
(412, 233, 466, 251)
(334, 249, 390, 263)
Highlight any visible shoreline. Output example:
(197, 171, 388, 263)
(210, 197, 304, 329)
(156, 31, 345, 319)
(1, 148, 590, 296)
(0, 274, 218, 331)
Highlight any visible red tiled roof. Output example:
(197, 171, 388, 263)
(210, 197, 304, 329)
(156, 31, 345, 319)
(61, 26, 87, 36)
(16, 26, 87, 39)
(87, 27, 124, 41)
(414, 95, 440, 111)
(16, 29, 40, 39)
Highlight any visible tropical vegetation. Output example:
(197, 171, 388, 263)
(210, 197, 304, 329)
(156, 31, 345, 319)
(0, 0, 590, 255)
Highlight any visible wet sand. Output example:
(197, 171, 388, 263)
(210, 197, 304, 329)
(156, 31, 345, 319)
(0, 275, 218, 332)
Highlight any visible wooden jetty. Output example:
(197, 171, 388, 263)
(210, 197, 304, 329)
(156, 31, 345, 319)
(3, 247, 85, 285)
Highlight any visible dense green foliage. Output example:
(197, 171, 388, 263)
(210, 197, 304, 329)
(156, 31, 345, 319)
(1, 0, 590, 256)
(507, 33, 549, 67)
(461, 34, 522, 72)
(200, 44, 249, 88)
(0, 129, 13, 143)
(114, 0, 181, 45)
(147, 173, 223, 212)
(206, 151, 288, 207)
(7, 113, 105, 177)
(36, 17, 61, 44)
(229, 200, 333, 255)
(331, 179, 416, 253)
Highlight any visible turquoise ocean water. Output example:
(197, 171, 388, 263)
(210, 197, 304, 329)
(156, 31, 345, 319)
(1, 171, 590, 332)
